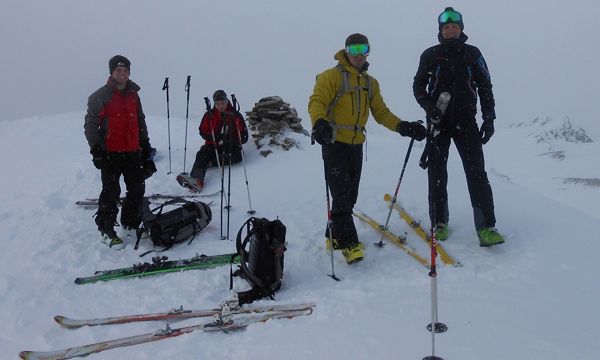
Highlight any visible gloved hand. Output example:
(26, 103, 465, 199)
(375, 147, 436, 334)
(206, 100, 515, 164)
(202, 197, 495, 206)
(479, 119, 495, 144)
(397, 121, 428, 141)
(312, 118, 333, 145)
(90, 146, 108, 169)
(141, 141, 154, 160)
(143, 159, 157, 179)
(423, 98, 442, 123)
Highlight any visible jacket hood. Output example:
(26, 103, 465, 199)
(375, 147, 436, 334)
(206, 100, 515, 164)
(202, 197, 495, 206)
(334, 49, 370, 73)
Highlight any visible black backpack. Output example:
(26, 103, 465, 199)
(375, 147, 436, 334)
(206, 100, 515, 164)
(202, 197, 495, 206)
(230, 217, 286, 305)
(135, 198, 212, 253)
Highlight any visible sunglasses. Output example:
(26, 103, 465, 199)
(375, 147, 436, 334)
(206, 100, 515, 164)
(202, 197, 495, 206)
(345, 44, 370, 57)
(438, 9, 462, 24)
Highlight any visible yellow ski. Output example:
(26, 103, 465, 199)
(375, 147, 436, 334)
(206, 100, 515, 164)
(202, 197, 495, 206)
(353, 209, 430, 268)
(383, 194, 462, 267)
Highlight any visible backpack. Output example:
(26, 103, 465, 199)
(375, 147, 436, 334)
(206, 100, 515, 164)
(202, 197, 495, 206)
(230, 217, 287, 305)
(135, 198, 212, 253)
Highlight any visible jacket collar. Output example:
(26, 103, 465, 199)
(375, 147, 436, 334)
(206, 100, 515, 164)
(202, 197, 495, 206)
(106, 77, 140, 93)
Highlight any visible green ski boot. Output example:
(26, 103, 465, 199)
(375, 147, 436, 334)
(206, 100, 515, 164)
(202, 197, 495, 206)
(477, 227, 505, 247)
(434, 223, 449, 241)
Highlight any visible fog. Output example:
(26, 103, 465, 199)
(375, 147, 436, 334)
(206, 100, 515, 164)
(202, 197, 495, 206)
(1, 0, 597, 135)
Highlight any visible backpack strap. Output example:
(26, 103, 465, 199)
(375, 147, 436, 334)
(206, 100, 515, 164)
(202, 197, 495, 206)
(325, 64, 372, 140)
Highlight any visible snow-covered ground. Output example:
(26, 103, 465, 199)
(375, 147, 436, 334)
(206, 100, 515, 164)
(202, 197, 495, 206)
(1, 110, 598, 359)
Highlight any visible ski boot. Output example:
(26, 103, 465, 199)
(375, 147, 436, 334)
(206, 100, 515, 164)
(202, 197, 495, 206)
(477, 227, 505, 247)
(434, 223, 449, 241)
(341, 242, 364, 264)
(100, 228, 126, 250)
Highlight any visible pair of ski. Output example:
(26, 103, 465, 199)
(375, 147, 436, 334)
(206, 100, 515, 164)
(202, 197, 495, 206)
(20, 302, 315, 360)
(74, 253, 238, 285)
(75, 192, 219, 207)
(353, 194, 461, 268)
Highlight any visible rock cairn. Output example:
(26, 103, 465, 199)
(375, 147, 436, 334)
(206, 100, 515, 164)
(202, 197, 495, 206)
(245, 96, 310, 157)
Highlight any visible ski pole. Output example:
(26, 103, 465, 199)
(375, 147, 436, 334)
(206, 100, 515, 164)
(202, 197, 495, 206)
(375, 121, 421, 247)
(226, 127, 233, 241)
(204, 97, 224, 174)
(231, 94, 255, 215)
(183, 75, 191, 174)
(162, 77, 172, 174)
(324, 174, 341, 281)
(423, 215, 447, 360)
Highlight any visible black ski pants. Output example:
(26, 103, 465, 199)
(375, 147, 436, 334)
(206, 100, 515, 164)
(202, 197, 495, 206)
(190, 144, 242, 181)
(321, 142, 363, 248)
(427, 120, 496, 230)
(97, 152, 145, 230)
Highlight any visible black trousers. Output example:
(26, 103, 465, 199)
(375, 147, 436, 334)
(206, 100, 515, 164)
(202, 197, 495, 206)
(321, 142, 363, 248)
(427, 120, 496, 230)
(190, 144, 242, 181)
(97, 152, 145, 230)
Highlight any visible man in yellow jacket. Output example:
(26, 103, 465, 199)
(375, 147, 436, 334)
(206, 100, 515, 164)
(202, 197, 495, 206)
(309, 33, 427, 264)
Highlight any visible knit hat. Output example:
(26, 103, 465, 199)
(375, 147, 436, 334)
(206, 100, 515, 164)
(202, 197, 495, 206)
(109, 55, 131, 74)
(213, 89, 227, 102)
(438, 7, 464, 31)
(345, 33, 369, 47)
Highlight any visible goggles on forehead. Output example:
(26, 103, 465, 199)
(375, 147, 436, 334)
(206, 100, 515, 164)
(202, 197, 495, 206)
(345, 43, 370, 57)
(438, 9, 462, 24)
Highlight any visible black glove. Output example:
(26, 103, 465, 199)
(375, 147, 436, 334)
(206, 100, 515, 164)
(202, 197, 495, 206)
(90, 146, 108, 169)
(479, 119, 495, 144)
(141, 141, 154, 160)
(143, 159, 157, 179)
(312, 118, 333, 145)
(397, 121, 427, 141)
(423, 99, 443, 123)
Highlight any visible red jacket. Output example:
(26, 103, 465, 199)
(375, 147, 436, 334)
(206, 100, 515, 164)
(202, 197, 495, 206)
(199, 105, 248, 147)
(84, 78, 149, 152)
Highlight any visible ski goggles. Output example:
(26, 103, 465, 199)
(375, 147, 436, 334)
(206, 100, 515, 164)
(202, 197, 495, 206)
(345, 43, 370, 57)
(438, 9, 462, 24)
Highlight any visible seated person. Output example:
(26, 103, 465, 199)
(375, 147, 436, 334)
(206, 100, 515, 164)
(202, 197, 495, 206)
(189, 90, 248, 189)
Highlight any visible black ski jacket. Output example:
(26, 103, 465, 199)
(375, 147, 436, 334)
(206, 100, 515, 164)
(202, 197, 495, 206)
(413, 33, 496, 124)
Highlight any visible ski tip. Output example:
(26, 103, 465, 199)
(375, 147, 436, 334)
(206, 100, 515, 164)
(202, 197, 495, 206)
(383, 193, 392, 201)
(19, 351, 31, 360)
(54, 315, 64, 324)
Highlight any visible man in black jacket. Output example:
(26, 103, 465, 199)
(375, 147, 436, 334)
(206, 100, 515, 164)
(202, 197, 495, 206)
(413, 7, 504, 247)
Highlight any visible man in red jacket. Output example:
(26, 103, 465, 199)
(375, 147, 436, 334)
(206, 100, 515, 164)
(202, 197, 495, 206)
(84, 55, 156, 249)
(189, 90, 248, 189)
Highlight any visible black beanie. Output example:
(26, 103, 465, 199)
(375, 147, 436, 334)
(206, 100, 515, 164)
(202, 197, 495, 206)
(438, 7, 464, 31)
(109, 55, 131, 74)
(345, 33, 369, 47)
(213, 89, 227, 102)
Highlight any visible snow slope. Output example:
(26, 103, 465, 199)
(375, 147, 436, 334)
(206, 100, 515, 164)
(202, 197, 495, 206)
(0, 111, 599, 360)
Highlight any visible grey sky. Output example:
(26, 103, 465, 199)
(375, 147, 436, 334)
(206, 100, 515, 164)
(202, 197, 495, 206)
(1, 0, 597, 135)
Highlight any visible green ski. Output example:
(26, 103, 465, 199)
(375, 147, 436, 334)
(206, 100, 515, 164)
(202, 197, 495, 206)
(75, 253, 238, 284)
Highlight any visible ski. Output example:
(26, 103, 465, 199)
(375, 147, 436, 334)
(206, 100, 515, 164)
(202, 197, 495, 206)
(54, 302, 316, 328)
(20, 308, 313, 360)
(353, 209, 431, 268)
(76, 192, 219, 207)
(74, 253, 238, 285)
(383, 194, 462, 267)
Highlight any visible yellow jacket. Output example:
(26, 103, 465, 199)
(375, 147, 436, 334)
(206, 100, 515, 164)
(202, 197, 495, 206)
(308, 49, 403, 144)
